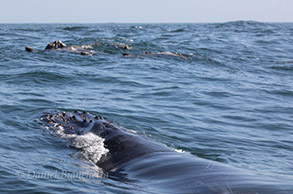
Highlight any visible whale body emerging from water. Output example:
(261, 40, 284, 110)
(40, 111, 293, 194)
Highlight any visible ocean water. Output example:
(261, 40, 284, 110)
(0, 22, 292, 193)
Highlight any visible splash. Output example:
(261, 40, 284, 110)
(72, 132, 109, 164)
(43, 119, 109, 164)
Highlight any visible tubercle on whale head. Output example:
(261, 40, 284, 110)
(40, 111, 117, 137)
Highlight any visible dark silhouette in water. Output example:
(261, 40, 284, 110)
(25, 40, 188, 60)
(40, 111, 293, 194)
(25, 46, 36, 52)
(25, 40, 132, 56)
(45, 40, 67, 50)
(25, 40, 95, 56)
(122, 51, 189, 60)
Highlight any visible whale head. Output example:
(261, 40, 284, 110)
(40, 110, 171, 171)
(40, 111, 117, 138)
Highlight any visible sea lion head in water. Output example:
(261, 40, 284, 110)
(26, 40, 94, 56)
(114, 43, 131, 50)
(45, 40, 67, 50)
(45, 41, 57, 50)
(57, 40, 67, 48)
(145, 51, 152, 55)
(25, 46, 36, 52)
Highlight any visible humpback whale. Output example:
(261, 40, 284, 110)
(40, 111, 293, 194)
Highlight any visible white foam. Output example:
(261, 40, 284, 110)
(174, 148, 186, 153)
(45, 125, 109, 164)
(48, 125, 77, 139)
(81, 45, 94, 49)
(72, 132, 109, 164)
(126, 129, 137, 134)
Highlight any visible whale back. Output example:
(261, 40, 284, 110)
(40, 111, 293, 194)
(41, 111, 172, 170)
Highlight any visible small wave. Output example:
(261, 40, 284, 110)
(63, 26, 88, 31)
(204, 91, 231, 98)
(270, 64, 293, 72)
(222, 20, 263, 26)
(192, 54, 224, 66)
(213, 20, 267, 31)
(169, 28, 185, 33)
(7, 71, 72, 85)
(131, 25, 143, 29)
(12, 27, 45, 32)
(265, 89, 293, 97)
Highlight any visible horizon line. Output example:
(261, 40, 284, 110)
(1, 20, 293, 24)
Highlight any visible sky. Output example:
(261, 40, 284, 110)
(0, 0, 292, 23)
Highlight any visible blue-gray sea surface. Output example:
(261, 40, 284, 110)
(0, 22, 292, 193)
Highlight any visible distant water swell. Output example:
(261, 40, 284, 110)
(0, 21, 292, 193)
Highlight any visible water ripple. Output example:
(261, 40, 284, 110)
(0, 23, 293, 193)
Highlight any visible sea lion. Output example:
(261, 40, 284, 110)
(145, 51, 189, 59)
(40, 111, 293, 194)
(122, 51, 189, 60)
(122, 53, 137, 58)
(45, 40, 67, 50)
(25, 40, 93, 56)
(25, 46, 36, 52)
(114, 43, 132, 50)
